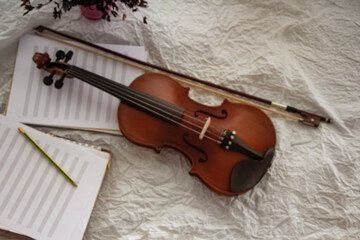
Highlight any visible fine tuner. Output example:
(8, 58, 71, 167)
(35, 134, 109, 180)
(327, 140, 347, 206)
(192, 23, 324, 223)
(33, 51, 276, 196)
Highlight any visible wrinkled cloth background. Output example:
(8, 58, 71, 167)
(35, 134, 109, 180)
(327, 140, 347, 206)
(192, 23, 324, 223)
(0, 0, 359, 239)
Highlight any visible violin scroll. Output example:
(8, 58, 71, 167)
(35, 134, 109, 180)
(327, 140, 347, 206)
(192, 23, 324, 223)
(32, 51, 73, 89)
(33, 52, 51, 69)
(42, 50, 66, 85)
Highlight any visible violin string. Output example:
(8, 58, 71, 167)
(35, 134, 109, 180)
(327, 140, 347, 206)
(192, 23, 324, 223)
(69, 67, 223, 143)
(69, 66, 226, 137)
(69, 67, 216, 135)
(78, 68, 226, 138)
(70, 68, 221, 143)
(69, 67, 225, 139)
(120, 81, 227, 135)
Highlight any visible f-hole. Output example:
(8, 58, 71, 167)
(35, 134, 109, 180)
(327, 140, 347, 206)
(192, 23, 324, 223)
(194, 109, 228, 119)
(183, 134, 208, 163)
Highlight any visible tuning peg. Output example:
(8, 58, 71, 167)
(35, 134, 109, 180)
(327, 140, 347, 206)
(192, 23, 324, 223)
(64, 51, 73, 62)
(43, 75, 54, 85)
(54, 51, 73, 89)
(56, 50, 66, 60)
(54, 77, 65, 89)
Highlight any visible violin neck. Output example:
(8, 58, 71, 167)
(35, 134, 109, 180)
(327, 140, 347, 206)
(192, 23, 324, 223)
(67, 66, 184, 124)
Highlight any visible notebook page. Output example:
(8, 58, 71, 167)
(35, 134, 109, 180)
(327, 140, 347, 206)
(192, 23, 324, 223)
(0, 115, 109, 240)
(6, 34, 146, 133)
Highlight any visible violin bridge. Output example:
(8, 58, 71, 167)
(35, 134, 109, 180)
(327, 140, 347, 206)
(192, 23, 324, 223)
(199, 117, 211, 140)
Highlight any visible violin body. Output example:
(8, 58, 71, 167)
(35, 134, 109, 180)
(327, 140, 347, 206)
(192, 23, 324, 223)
(118, 73, 276, 196)
(32, 52, 277, 196)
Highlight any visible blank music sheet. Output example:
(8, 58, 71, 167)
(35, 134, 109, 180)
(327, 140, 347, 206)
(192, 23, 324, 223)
(6, 35, 146, 133)
(0, 115, 109, 240)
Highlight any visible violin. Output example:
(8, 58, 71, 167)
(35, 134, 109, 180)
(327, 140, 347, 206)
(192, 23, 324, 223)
(32, 51, 276, 196)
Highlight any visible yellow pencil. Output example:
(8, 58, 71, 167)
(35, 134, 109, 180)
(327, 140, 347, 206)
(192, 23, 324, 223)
(18, 128, 77, 187)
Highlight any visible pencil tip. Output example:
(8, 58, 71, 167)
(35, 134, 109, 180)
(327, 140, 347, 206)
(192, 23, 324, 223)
(18, 128, 25, 134)
(73, 182, 78, 187)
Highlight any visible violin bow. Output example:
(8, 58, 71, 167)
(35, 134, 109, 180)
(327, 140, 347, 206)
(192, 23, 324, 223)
(33, 25, 331, 127)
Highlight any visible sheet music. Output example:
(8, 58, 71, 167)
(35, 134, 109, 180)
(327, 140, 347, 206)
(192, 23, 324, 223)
(0, 115, 109, 240)
(6, 34, 146, 133)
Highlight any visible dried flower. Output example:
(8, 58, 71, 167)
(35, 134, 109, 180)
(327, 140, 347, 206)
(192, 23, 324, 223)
(21, 0, 148, 22)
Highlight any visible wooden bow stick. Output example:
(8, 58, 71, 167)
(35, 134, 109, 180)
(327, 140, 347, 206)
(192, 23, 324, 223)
(33, 25, 331, 127)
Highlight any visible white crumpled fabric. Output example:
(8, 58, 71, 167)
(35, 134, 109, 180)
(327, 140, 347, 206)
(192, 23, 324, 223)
(0, 0, 359, 239)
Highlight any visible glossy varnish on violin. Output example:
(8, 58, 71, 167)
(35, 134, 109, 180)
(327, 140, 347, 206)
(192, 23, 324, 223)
(118, 73, 276, 196)
(33, 52, 276, 196)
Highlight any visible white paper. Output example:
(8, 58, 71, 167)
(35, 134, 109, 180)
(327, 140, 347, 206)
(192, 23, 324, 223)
(0, 115, 110, 240)
(6, 34, 146, 133)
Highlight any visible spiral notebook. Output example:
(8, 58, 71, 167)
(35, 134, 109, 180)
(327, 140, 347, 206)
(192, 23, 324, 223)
(0, 115, 110, 240)
(5, 34, 146, 133)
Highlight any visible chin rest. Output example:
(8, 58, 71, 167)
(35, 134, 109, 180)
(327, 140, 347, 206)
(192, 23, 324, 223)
(230, 147, 275, 193)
